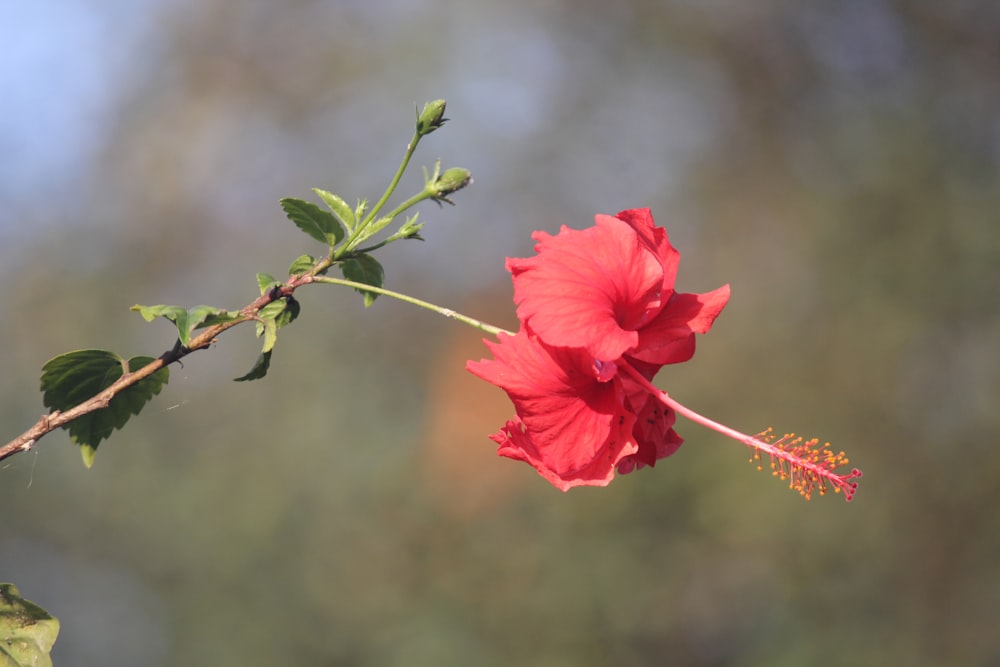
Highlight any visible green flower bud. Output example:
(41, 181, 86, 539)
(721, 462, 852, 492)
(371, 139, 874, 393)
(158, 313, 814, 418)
(416, 99, 448, 136)
(430, 167, 473, 201)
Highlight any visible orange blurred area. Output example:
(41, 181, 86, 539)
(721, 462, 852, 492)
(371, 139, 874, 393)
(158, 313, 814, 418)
(420, 316, 530, 520)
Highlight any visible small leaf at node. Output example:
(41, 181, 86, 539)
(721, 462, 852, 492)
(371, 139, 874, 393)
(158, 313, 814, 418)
(131, 304, 189, 345)
(277, 297, 300, 328)
(257, 273, 279, 294)
(131, 304, 186, 324)
(131, 304, 234, 347)
(313, 188, 355, 232)
(254, 302, 284, 353)
(258, 297, 299, 330)
(341, 255, 385, 307)
(257, 300, 288, 323)
(288, 254, 316, 276)
(199, 310, 242, 328)
(280, 197, 344, 247)
(187, 305, 235, 332)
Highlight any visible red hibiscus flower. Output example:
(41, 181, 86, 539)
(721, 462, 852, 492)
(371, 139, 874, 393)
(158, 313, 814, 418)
(507, 208, 730, 366)
(468, 208, 728, 490)
(468, 208, 861, 500)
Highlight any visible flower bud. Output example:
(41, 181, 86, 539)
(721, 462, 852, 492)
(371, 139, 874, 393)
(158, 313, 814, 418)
(416, 99, 448, 136)
(430, 167, 473, 200)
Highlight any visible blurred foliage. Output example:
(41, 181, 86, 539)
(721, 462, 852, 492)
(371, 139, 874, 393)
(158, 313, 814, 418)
(1, 0, 998, 665)
(0, 584, 58, 667)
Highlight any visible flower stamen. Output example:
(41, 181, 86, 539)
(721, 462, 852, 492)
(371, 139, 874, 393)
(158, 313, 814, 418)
(619, 360, 862, 501)
(747, 428, 862, 501)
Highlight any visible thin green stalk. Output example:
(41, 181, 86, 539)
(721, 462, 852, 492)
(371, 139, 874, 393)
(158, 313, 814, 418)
(361, 130, 422, 228)
(315, 276, 510, 337)
(383, 189, 432, 220)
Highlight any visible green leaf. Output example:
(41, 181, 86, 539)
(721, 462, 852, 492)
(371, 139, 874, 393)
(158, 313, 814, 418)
(260, 317, 278, 353)
(341, 255, 384, 307)
(280, 197, 344, 247)
(257, 273, 279, 294)
(353, 216, 396, 247)
(131, 304, 236, 347)
(234, 350, 272, 382)
(0, 583, 59, 667)
(235, 298, 296, 383)
(131, 304, 187, 324)
(186, 305, 234, 332)
(257, 300, 287, 326)
(199, 310, 242, 328)
(258, 297, 300, 331)
(276, 297, 300, 328)
(313, 188, 355, 232)
(255, 301, 285, 348)
(288, 254, 317, 276)
(40, 351, 169, 467)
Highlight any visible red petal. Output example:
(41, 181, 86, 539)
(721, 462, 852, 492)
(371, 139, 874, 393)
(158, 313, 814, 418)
(508, 216, 664, 361)
(614, 208, 680, 294)
(467, 331, 639, 488)
(630, 284, 730, 365)
(494, 415, 638, 491)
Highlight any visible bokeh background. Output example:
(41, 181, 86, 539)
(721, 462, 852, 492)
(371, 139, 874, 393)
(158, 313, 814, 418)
(2, 1, 998, 665)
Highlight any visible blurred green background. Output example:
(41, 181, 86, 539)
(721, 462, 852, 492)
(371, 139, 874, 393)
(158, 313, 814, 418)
(2, 1, 998, 665)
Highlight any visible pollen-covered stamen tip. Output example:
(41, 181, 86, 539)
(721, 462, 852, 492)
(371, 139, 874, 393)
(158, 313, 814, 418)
(748, 428, 862, 501)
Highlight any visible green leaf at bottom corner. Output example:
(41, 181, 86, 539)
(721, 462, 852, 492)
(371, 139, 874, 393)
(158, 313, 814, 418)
(40, 350, 169, 467)
(0, 583, 59, 667)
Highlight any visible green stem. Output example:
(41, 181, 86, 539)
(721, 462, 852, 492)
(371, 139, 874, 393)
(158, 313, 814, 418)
(362, 130, 422, 228)
(334, 133, 427, 262)
(383, 190, 432, 220)
(315, 276, 510, 337)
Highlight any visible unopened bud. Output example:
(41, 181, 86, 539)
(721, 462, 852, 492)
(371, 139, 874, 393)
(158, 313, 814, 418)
(416, 99, 448, 136)
(431, 167, 473, 200)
